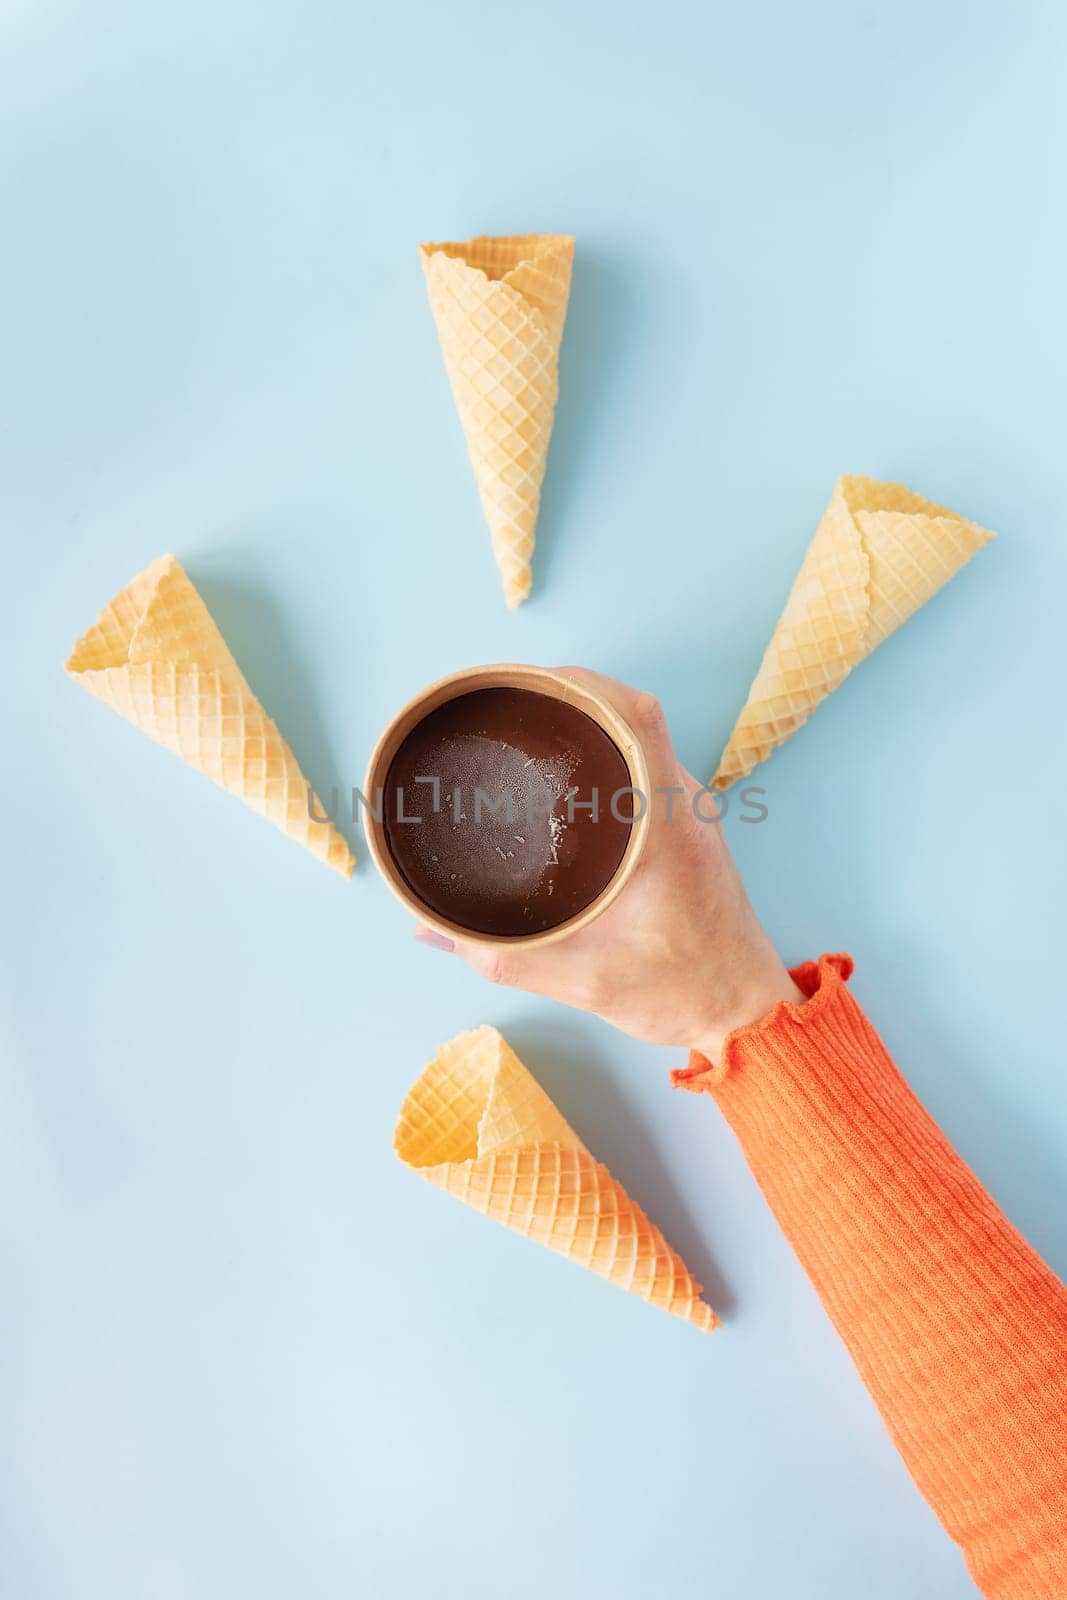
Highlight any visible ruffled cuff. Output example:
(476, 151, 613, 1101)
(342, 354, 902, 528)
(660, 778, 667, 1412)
(670, 952, 855, 1094)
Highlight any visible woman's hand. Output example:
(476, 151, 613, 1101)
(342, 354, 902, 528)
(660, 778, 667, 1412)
(414, 667, 802, 1062)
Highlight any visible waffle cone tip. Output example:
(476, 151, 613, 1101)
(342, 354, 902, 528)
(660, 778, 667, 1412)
(502, 568, 533, 609)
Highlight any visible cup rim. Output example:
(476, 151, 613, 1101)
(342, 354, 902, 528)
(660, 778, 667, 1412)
(362, 663, 651, 950)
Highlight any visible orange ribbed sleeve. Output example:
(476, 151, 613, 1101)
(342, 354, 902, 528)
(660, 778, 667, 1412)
(673, 954, 1067, 1600)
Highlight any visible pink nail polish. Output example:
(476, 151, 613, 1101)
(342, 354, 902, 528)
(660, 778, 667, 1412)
(414, 928, 455, 953)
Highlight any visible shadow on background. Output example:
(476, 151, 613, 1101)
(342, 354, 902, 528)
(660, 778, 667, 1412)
(505, 1016, 737, 1321)
(186, 560, 362, 869)
(533, 249, 646, 601)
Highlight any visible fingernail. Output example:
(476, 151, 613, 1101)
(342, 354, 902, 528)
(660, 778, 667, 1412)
(414, 928, 455, 953)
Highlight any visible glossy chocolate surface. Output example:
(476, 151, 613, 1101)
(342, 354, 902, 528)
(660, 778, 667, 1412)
(382, 687, 634, 936)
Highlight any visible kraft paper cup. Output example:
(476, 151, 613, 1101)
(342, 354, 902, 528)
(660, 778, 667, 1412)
(363, 664, 651, 950)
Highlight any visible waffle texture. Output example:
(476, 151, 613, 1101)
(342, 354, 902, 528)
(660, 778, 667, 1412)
(713, 476, 995, 788)
(419, 234, 575, 608)
(66, 554, 354, 875)
(674, 956, 1067, 1600)
(395, 1025, 717, 1331)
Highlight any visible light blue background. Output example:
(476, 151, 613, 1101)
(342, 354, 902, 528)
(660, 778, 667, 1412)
(2, 3, 1064, 1596)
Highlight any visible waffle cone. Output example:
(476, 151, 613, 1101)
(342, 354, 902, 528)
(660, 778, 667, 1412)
(66, 555, 355, 875)
(420, 234, 575, 608)
(395, 1025, 718, 1332)
(713, 476, 995, 788)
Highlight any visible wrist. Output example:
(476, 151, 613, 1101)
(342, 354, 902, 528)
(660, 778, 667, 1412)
(691, 955, 804, 1064)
